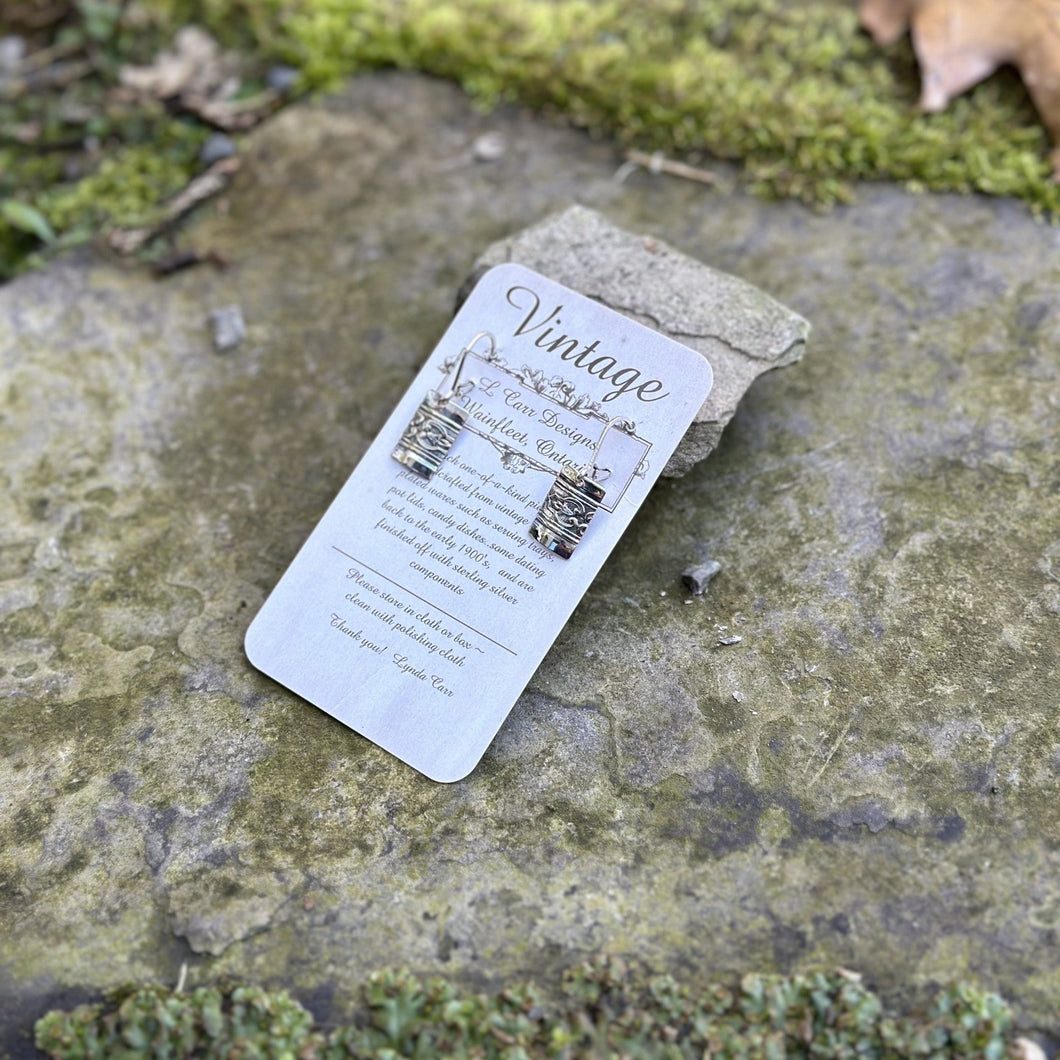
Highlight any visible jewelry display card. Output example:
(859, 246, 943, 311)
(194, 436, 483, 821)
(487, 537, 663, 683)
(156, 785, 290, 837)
(245, 264, 713, 781)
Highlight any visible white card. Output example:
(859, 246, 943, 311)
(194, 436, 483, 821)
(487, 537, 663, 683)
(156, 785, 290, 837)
(245, 264, 712, 781)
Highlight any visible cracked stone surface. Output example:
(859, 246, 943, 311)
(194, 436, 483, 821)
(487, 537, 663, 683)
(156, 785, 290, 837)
(468, 205, 809, 475)
(2, 72, 1059, 1056)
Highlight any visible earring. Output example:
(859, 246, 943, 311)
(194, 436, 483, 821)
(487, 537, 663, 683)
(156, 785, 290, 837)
(392, 331, 496, 480)
(529, 417, 634, 559)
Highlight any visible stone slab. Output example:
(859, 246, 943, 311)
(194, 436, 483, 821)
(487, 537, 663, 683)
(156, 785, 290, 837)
(1, 71, 1059, 1056)
(466, 205, 810, 475)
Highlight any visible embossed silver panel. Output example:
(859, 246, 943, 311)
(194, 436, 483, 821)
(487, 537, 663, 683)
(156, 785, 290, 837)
(391, 394, 468, 480)
(529, 465, 606, 558)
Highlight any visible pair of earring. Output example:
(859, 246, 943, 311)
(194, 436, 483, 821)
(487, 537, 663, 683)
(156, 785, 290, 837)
(391, 331, 497, 480)
(392, 341, 632, 559)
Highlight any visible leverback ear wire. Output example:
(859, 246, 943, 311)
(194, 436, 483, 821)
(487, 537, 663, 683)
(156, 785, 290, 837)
(529, 415, 635, 559)
(583, 415, 635, 483)
(392, 330, 498, 481)
(442, 330, 496, 401)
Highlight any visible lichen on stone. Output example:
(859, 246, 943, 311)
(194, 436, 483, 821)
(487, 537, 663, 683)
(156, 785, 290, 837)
(3, 63, 1059, 1056)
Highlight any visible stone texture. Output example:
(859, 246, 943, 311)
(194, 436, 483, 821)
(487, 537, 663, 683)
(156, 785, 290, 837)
(1, 72, 1059, 1057)
(468, 205, 809, 475)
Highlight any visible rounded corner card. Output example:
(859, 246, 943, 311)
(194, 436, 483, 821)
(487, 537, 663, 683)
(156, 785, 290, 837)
(245, 265, 713, 780)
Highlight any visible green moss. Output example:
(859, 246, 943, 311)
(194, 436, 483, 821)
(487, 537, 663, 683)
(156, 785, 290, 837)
(35, 959, 1018, 1059)
(0, 7, 209, 278)
(4, 0, 1059, 279)
(152, 0, 1059, 216)
(36, 983, 319, 1060)
(36, 127, 207, 234)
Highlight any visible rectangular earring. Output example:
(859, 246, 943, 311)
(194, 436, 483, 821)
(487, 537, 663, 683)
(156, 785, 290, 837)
(528, 416, 633, 558)
(528, 463, 607, 559)
(391, 395, 468, 480)
(392, 331, 496, 480)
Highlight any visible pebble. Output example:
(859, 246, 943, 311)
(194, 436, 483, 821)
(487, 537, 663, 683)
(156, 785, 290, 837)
(0, 36, 24, 75)
(209, 305, 246, 351)
(62, 157, 85, 182)
(682, 559, 722, 595)
(472, 131, 507, 162)
(717, 635, 743, 646)
(200, 133, 237, 167)
(266, 65, 300, 93)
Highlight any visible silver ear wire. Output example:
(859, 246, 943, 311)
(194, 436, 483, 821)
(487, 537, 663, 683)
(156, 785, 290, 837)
(528, 416, 634, 559)
(392, 331, 497, 480)
(443, 330, 496, 401)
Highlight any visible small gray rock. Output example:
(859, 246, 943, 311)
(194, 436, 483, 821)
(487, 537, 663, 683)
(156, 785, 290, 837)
(200, 132, 237, 167)
(472, 131, 507, 161)
(0, 36, 25, 76)
(682, 559, 722, 595)
(209, 304, 246, 351)
(266, 65, 299, 93)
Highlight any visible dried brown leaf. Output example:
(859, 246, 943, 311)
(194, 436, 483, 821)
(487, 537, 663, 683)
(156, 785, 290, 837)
(858, 0, 916, 46)
(859, 0, 1060, 177)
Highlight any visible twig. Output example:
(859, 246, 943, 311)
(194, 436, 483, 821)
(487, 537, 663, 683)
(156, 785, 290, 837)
(18, 37, 84, 73)
(3, 0, 71, 31)
(151, 248, 229, 277)
(108, 156, 239, 255)
(180, 88, 283, 132)
(1, 58, 96, 99)
(621, 149, 718, 186)
(0, 125, 82, 149)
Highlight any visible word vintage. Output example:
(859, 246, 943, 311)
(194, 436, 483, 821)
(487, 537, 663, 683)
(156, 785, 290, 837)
(504, 284, 670, 404)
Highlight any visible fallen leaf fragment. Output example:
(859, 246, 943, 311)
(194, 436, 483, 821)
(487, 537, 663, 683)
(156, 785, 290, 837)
(182, 88, 284, 132)
(859, 0, 1060, 178)
(859, 0, 915, 46)
(119, 25, 234, 100)
(119, 26, 283, 132)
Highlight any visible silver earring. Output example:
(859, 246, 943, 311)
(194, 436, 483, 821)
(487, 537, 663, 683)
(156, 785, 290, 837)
(529, 417, 633, 559)
(392, 331, 496, 480)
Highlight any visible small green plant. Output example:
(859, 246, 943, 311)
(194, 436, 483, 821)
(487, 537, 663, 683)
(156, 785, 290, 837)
(35, 958, 1021, 1059)
(35, 983, 324, 1060)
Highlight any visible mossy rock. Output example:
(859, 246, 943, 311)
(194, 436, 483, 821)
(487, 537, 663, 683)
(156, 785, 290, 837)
(2, 69, 1058, 1059)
